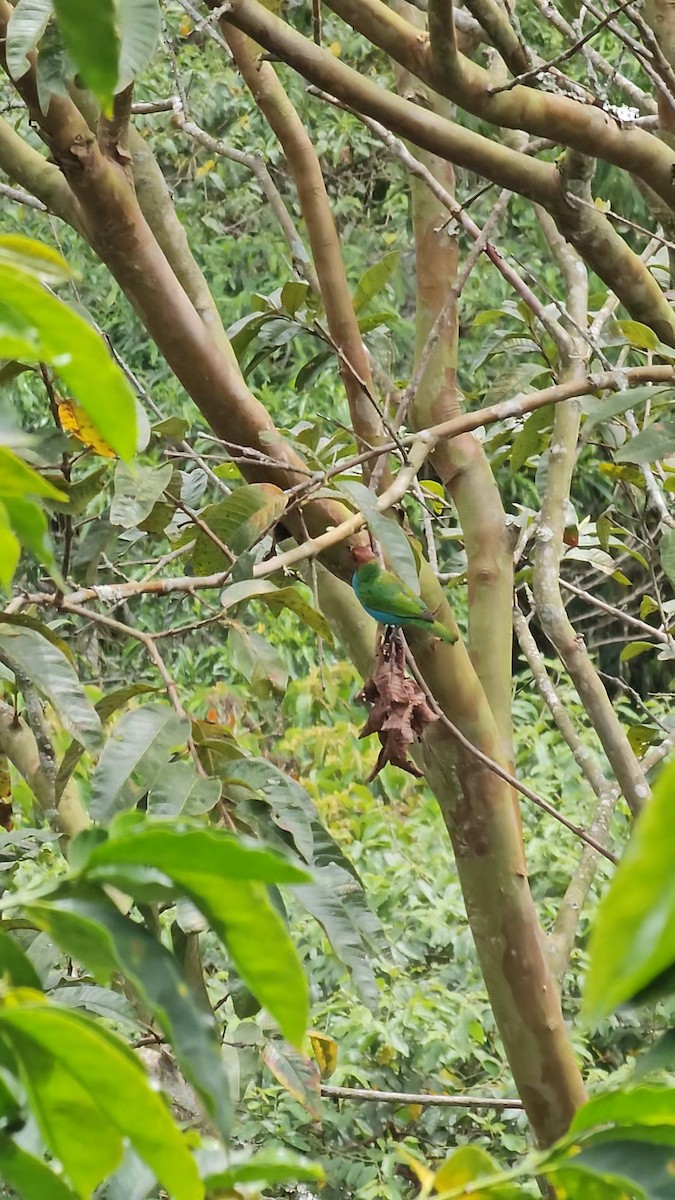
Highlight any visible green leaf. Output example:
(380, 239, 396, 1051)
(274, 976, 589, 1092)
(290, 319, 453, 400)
(0, 1134, 78, 1200)
(152, 416, 190, 441)
(340, 480, 419, 595)
(146, 761, 221, 816)
(0, 625, 102, 749)
(116, 0, 161, 89)
(583, 386, 673, 433)
(660, 528, 675, 590)
(0, 1001, 203, 1199)
(615, 319, 660, 351)
(585, 760, 675, 1020)
(352, 251, 399, 313)
(55, 682, 159, 800)
(26, 895, 232, 1137)
(0, 235, 72, 285)
(0, 264, 137, 459)
(0, 446, 66, 501)
(89, 704, 188, 822)
(620, 641, 655, 663)
(570, 1085, 675, 1136)
(615, 415, 675, 465)
(433, 1146, 522, 1198)
(52, 0, 118, 110)
(0, 930, 42, 989)
(2, 496, 54, 575)
(0, 506, 20, 590)
(81, 825, 310, 1045)
(192, 484, 287, 575)
(229, 628, 289, 694)
(574, 1137, 675, 1199)
(200, 1146, 324, 1191)
(219, 579, 333, 642)
(5, 0, 53, 80)
(509, 406, 551, 472)
(110, 462, 174, 529)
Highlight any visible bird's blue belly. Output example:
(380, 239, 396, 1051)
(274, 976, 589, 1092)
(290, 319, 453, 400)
(363, 606, 404, 626)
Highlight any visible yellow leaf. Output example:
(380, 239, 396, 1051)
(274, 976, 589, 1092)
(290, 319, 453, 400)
(196, 159, 216, 178)
(178, 16, 191, 36)
(57, 399, 116, 458)
(397, 1148, 435, 1196)
(328, 41, 341, 56)
(308, 1030, 338, 1079)
(406, 1103, 423, 1123)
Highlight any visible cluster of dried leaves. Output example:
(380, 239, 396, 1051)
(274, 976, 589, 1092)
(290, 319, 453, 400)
(358, 633, 439, 781)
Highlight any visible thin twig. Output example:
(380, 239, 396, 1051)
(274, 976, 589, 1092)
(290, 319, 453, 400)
(404, 647, 618, 864)
(321, 1085, 523, 1109)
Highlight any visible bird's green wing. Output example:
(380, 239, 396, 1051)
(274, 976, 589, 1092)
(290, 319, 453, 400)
(360, 568, 432, 622)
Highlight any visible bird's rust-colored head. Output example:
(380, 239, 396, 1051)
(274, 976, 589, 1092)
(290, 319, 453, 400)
(350, 542, 377, 567)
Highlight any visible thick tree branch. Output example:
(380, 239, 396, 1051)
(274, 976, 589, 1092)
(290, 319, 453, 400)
(324, 0, 675, 205)
(214, 0, 675, 343)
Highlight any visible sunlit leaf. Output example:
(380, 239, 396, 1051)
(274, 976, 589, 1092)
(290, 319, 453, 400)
(0, 1001, 203, 1199)
(585, 761, 675, 1019)
(0, 263, 137, 458)
(58, 398, 117, 457)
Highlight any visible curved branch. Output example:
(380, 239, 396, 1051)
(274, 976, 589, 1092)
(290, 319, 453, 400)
(214, 0, 675, 344)
(325, 0, 675, 206)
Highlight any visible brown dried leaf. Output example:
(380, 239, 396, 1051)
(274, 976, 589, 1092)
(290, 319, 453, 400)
(359, 634, 438, 781)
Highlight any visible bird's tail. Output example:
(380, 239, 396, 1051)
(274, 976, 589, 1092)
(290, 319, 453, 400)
(429, 621, 457, 645)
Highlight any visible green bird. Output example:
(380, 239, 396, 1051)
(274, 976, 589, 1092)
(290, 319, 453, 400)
(351, 544, 457, 644)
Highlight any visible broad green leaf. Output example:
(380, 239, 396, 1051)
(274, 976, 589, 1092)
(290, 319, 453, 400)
(81, 825, 310, 1045)
(585, 760, 675, 1019)
(5, 0, 52, 80)
(50, 982, 136, 1024)
(571, 1138, 675, 1200)
(620, 641, 655, 663)
(660, 528, 675, 590)
(0, 235, 72, 285)
(225, 760, 385, 1005)
(570, 1085, 675, 1136)
(35, 17, 69, 112)
(0, 930, 42, 989)
(219, 579, 333, 642)
(6, 1024, 124, 1196)
(192, 484, 287, 575)
(0, 506, 20, 590)
(2, 496, 55, 575)
(27, 896, 232, 1137)
(583, 386, 673, 432)
(116, 0, 161, 90)
(110, 461, 174, 529)
(292, 866, 379, 1009)
(81, 823, 310, 886)
(229, 627, 289, 694)
(340, 480, 419, 595)
(0, 1134, 78, 1200)
(615, 319, 660, 351)
(89, 704, 188, 821)
(509, 406, 551, 472)
(147, 761, 221, 816)
(52, 0, 118, 110)
(280, 280, 310, 317)
(56, 683, 159, 800)
(200, 1146, 324, 1191)
(0, 613, 74, 663)
(0, 1002, 203, 1199)
(0, 264, 137, 458)
(0, 625, 102, 750)
(615, 415, 675, 465)
(0, 446, 66, 501)
(352, 250, 400, 313)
